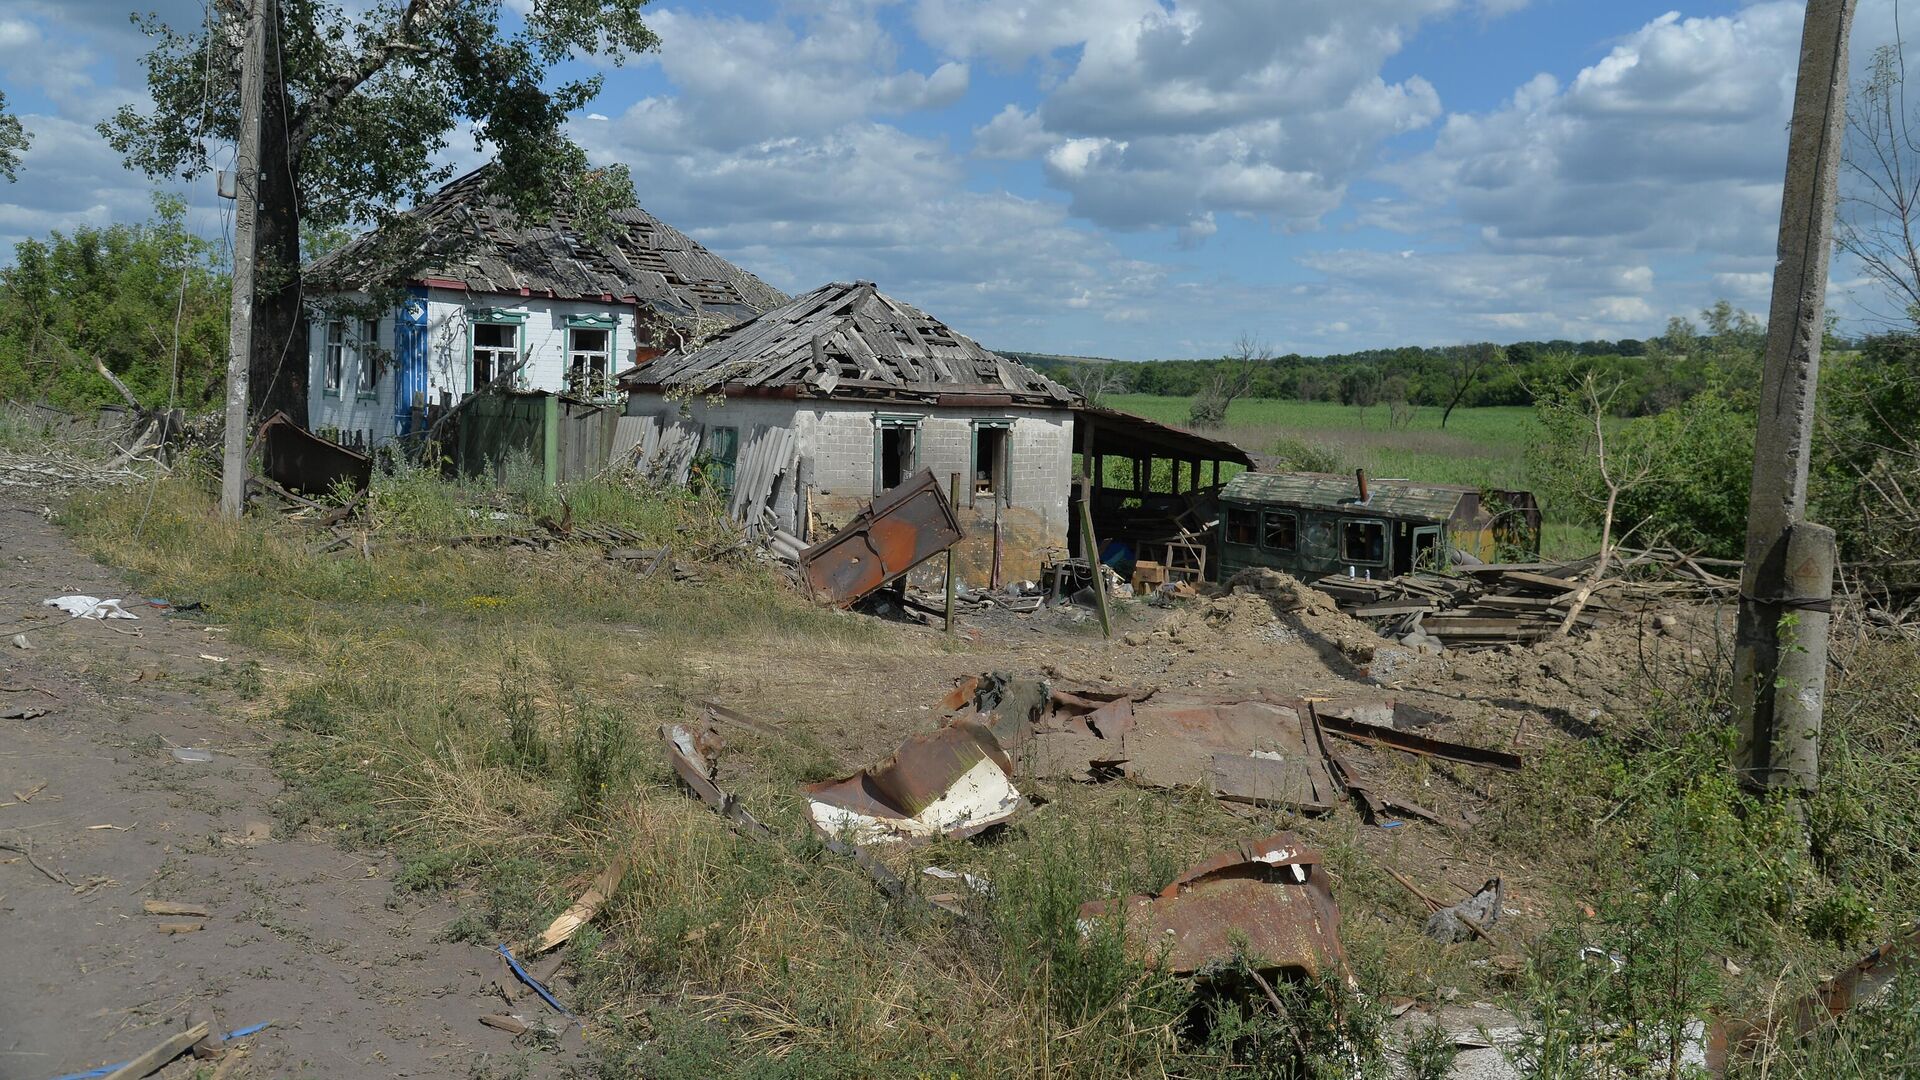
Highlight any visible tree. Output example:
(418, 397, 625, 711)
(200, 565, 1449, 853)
(1188, 334, 1267, 428)
(1839, 44, 1920, 327)
(1063, 362, 1131, 407)
(0, 196, 230, 410)
(0, 90, 29, 181)
(1436, 342, 1503, 428)
(102, 0, 659, 423)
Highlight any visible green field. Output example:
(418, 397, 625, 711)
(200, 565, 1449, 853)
(1109, 395, 1600, 558)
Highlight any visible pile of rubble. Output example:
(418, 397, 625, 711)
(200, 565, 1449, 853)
(1311, 548, 1739, 650)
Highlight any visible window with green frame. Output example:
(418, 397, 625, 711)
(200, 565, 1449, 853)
(702, 426, 739, 494)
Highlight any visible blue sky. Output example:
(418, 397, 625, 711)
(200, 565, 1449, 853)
(0, 1, 1906, 358)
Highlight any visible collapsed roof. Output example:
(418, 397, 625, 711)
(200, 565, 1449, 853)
(619, 280, 1076, 407)
(306, 165, 788, 329)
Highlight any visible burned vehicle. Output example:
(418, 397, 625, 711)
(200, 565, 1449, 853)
(1217, 470, 1539, 580)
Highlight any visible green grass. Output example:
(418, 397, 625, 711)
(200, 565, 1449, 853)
(1109, 395, 1599, 558)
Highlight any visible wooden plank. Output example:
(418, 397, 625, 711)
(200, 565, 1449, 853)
(102, 1022, 211, 1080)
(1352, 601, 1435, 616)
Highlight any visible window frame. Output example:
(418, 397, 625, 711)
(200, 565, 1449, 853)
(354, 317, 380, 399)
(1339, 517, 1389, 567)
(703, 425, 740, 493)
(564, 313, 619, 398)
(1225, 505, 1259, 546)
(322, 320, 345, 397)
(872, 414, 924, 495)
(467, 308, 528, 391)
(1260, 509, 1299, 553)
(969, 419, 1014, 508)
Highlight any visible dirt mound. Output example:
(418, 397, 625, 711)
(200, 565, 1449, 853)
(1222, 567, 1342, 616)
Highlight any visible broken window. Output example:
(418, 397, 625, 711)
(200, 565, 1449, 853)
(472, 322, 518, 388)
(355, 318, 379, 397)
(1226, 507, 1258, 545)
(322, 320, 345, 395)
(1262, 511, 1298, 552)
(702, 426, 738, 494)
(567, 326, 610, 395)
(972, 422, 1012, 506)
(1409, 527, 1441, 571)
(874, 418, 920, 493)
(1340, 519, 1386, 566)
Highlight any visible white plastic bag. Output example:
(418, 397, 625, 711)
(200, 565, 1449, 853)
(43, 595, 139, 620)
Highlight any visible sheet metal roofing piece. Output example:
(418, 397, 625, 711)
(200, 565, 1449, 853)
(255, 410, 372, 497)
(805, 719, 1022, 844)
(1080, 833, 1348, 980)
(797, 468, 964, 607)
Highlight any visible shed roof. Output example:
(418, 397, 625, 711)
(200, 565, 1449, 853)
(1078, 404, 1252, 466)
(619, 281, 1075, 407)
(306, 165, 788, 327)
(1222, 472, 1473, 521)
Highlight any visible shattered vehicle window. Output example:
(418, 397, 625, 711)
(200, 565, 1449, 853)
(1227, 507, 1258, 544)
(1341, 519, 1386, 565)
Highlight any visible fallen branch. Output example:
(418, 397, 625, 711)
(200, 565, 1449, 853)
(0, 834, 73, 886)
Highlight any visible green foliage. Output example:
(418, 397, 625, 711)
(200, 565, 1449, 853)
(564, 700, 633, 821)
(0, 89, 29, 182)
(0, 195, 228, 410)
(1528, 371, 1755, 558)
(1812, 334, 1920, 567)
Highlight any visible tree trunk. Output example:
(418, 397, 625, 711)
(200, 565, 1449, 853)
(248, 12, 307, 425)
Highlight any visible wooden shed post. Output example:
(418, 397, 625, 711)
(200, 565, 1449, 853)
(541, 393, 561, 488)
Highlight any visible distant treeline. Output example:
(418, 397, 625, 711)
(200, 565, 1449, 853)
(1006, 303, 1838, 418)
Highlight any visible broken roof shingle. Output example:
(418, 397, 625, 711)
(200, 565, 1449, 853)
(619, 281, 1076, 406)
(306, 165, 787, 328)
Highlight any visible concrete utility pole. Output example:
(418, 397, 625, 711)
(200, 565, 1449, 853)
(219, 0, 268, 519)
(1734, 0, 1855, 798)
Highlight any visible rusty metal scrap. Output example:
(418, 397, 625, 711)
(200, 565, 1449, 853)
(1080, 832, 1348, 980)
(1708, 921, 1920, 1070)
(804, 719, 1023, 843)
(255, 410, 372, 498)
(1308, 707, 1523, 772)
(797, 468, 964, 606)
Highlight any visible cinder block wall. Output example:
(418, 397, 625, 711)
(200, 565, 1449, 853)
(622, 390, 1077, 582)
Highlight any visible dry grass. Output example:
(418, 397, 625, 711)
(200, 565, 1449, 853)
(55, 463, 1920, 1078)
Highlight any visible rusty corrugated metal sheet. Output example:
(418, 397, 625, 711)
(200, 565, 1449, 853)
(797, 468, 964, 606)
(1080, 832, 1347, 980)
(255, 410, 372, 497)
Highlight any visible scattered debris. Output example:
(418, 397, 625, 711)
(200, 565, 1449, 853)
(220, 821, 273, 847)
(946, 673, 1516, 823)
(530, 859, 627, 954)
(479, 1014, 532, 1035)
(1, 832, 72, 886)
(1080, 833, 1348, 981)
(1425, 878, 1503, 943)
(1708, 921, 1920, 1069)
(796, 468, 964, 607)
(805, 719, 1023, 843)
(3, 705, 48, 720)
(43, 595, 139, 620)
(496, 943, 574, 1017)
(10, 633, 33, 649)
(169, 747, 214, 764)
(154, 921, 204, 935)
(50, 1021, 270, 1080)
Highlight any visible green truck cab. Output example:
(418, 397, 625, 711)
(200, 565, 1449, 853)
(1216, 471, 1540, 581)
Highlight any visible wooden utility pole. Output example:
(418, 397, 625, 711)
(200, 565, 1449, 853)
(219, 0, 268, 519)
(1734, 0, 1855, 798)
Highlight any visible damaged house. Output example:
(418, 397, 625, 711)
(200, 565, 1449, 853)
(302, 165, 787, 447)
(616, 280, 1252, 584)
(618, 281, 1080, 581)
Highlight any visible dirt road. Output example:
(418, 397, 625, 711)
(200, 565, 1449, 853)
(1, 502, 558, 1080)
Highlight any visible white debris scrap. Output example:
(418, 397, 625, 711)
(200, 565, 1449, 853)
(44, 595, 139, 620)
